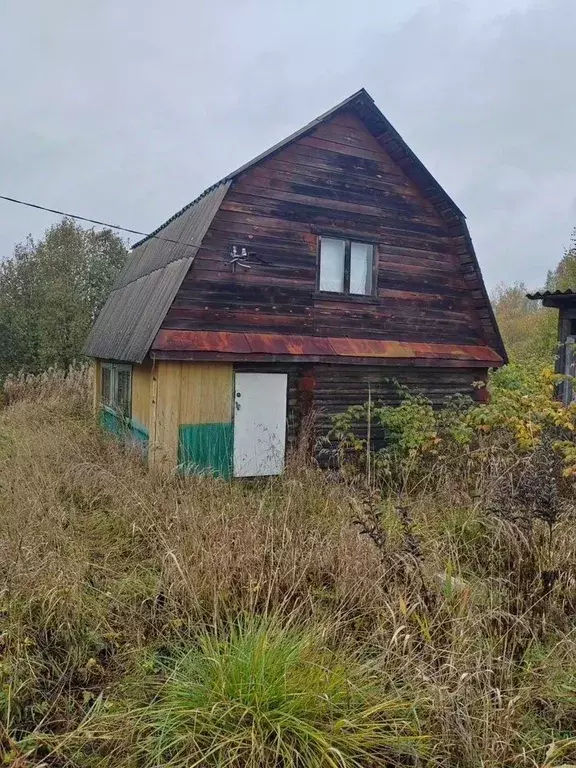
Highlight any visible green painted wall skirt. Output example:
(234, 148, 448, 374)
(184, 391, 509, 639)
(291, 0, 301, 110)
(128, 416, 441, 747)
(178, 423, 233, 478)
(99, 409, 148, 459)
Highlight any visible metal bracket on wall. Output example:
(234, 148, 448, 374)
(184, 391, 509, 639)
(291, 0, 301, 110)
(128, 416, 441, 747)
(229, 245, 270, 273)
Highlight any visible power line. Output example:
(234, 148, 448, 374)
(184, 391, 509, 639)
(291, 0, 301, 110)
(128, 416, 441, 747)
(0, 194, 216, 252)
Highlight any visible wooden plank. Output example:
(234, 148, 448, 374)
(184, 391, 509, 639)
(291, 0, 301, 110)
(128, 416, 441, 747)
(210, 210, 454, 256)
(152, 361, 181, 470)
(153, 349, 494, 368)
(174, 283, 315, 306)
(377, 273, 471, 295)
(310, 120, 404, 168)
(231, 185, 448, 232)
(269, 143, 414, 189)
(220, 197, 453, 246)
(254, 156, 419, 197)
(299, 135, 396, 163)
(237, 169, 427, 216)
(179, 362, 233, 424)
(132, 359, 152, 428)
(163, 311, 314, 334)
(148, 362, 159, 469)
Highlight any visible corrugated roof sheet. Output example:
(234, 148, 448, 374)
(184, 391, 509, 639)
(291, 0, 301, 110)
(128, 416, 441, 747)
(527, 289, 576, 300)
(83, 182, 231, 362)
(152, 330, 503, 365)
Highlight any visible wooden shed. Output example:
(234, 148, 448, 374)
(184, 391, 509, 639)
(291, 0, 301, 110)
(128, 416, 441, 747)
(527, 289, 576, 403)
(84, 88, 506, 477)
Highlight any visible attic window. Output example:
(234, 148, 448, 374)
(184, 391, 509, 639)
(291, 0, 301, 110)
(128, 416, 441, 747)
(318, 237, 375, 296)
(101, 363, 132, 417)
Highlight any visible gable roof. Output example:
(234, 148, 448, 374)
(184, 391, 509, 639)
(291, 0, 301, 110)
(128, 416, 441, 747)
(84, 88, 506, 364)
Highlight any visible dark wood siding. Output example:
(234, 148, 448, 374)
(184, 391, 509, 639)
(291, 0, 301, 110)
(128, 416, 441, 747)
(310, 364, 484, 454)
(236, 363, 485, 463)
(162, 111, 486, 347)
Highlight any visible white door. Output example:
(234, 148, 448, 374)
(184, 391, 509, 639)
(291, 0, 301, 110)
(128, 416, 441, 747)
(233, 373, 287, 477)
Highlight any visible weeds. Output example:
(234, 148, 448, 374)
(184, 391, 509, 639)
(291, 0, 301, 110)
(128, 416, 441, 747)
(1, 368, 576, 766)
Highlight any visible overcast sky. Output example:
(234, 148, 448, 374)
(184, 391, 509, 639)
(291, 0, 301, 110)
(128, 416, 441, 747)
(1, 0, 575, 290)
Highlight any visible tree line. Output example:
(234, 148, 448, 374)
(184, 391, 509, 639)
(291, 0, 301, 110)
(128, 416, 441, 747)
(492, 230, 576, 365)
(0, 217, 574, 379)
(0, 219, 127, 379)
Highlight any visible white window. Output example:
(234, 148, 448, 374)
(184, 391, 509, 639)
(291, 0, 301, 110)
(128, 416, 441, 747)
(101, 363, 132, 417)
(318, 237, 375, 296)
(350, 241, 374, 295)
(319, 237, 346, 293)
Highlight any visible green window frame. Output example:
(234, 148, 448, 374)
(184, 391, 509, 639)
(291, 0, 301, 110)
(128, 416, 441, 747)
(101, 362, 132, 418)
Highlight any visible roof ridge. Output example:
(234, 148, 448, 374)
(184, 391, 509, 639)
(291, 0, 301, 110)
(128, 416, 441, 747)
(108, 254, 192, 291)
(131, 178, 228, 249)
(131, 89, 373, 250)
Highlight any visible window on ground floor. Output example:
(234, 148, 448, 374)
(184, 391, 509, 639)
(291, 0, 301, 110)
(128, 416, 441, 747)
(101, 362, 132, 417)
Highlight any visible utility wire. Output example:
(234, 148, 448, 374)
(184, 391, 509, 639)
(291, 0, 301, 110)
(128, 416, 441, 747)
(0, 194, 217, 252)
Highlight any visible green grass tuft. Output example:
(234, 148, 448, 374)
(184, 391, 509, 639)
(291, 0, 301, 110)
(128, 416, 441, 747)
(129, 615, 428, 768)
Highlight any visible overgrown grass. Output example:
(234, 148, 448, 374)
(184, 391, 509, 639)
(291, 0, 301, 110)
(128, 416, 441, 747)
(117, 615, 427, 768)
(2, 368, 576, 766)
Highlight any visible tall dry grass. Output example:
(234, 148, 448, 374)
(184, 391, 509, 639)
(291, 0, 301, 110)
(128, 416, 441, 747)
(1, 370, 576, 766)
(1, 364, 92, 411)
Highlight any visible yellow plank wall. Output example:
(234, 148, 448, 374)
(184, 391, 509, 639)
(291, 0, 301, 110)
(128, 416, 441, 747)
(180, 362, 233, 424)
(131, 360, 152, 429)
(148, 361, 233, 470)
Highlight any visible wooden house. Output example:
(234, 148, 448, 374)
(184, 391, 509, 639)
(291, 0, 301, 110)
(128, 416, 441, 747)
(84, 88, 506, 477)
(527, 289, 576, 403)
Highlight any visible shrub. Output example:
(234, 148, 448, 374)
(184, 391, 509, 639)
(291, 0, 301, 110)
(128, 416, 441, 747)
(329, 363, 576, 490)
(126, 615, 428, 768)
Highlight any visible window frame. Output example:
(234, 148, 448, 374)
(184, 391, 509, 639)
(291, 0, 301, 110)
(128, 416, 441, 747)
(100, 362, 132, 418)
(316, 235, 377, 297)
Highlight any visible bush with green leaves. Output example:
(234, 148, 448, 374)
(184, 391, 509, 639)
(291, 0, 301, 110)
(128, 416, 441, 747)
(328, 379, 475, 488)
(0, 218, 127, 378)
(329, 364, 576, 490)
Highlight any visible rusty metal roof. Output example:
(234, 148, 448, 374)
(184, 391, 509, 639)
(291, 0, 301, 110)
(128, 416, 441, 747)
(152, 330, 503, 365)
(83, 182, 231, 362)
